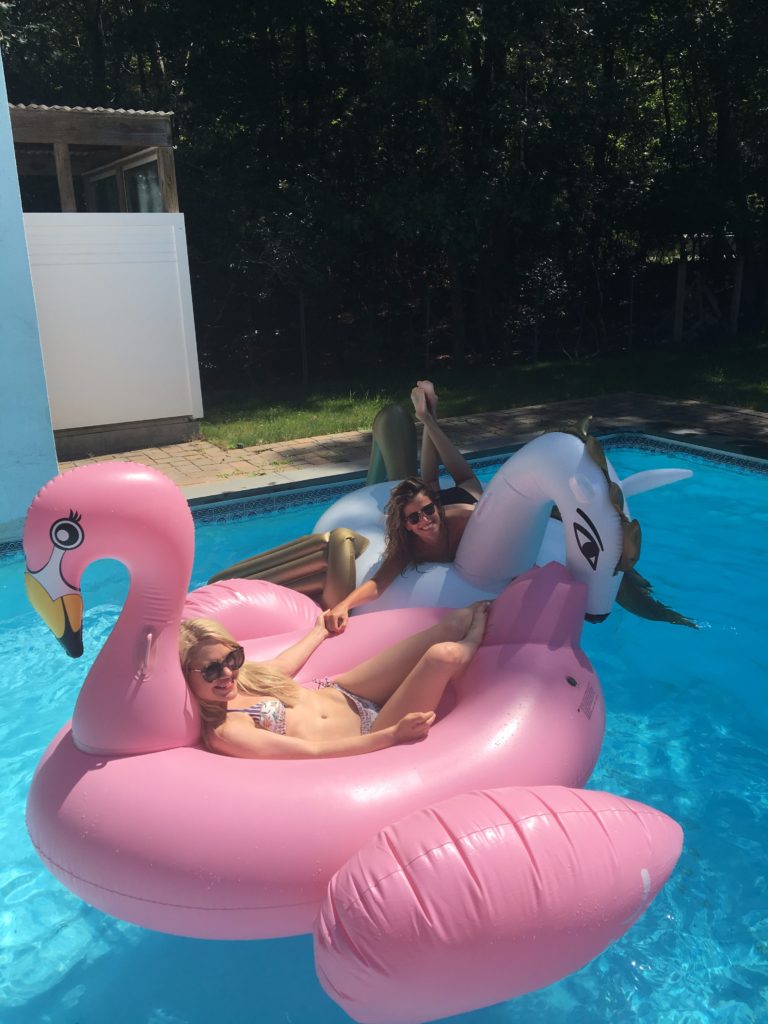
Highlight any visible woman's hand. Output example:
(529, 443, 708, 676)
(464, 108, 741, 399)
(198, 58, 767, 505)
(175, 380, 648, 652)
(313, 614, 331, 639)
(392, 711, 436, 744)
(323, 605, 349, 635)
(264, 614, 331, 676)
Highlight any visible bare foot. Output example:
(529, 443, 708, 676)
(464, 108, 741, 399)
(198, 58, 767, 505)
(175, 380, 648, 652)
(439, 604, 475, 640)
(467, 601, 491, 642)
(417, 380, 438, 416)
(442, 602, 490, 678)
(411, 386, 428, 422)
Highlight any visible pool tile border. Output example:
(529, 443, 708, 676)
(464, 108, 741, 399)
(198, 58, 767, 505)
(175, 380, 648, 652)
(1, 538, 22, 559)
(2, 432, 766, 562)
(188, 432, 768, 527)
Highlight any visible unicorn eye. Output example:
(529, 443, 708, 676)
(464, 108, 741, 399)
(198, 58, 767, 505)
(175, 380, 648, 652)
(50, 517, 84, 550)
(574, 523, 600, 570)
(572, 509, 604, 572)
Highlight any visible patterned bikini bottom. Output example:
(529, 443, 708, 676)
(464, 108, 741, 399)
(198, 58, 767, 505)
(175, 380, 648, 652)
(316, 678, 381, 735)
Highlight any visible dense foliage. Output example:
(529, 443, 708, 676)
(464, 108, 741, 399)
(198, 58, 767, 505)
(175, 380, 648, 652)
(2, 1, 767, 384)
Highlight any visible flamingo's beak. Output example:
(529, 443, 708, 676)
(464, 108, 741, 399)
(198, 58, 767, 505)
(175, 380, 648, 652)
(24, 573, 84, 657)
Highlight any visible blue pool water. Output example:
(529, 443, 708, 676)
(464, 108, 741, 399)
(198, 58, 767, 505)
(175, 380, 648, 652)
(1, 437, 767, 1023)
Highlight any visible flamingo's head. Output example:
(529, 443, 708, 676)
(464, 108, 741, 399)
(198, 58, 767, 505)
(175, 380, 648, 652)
(23, 462, 199, 756)
(24, 508, 85, 657)
(23, 462, 195, 659)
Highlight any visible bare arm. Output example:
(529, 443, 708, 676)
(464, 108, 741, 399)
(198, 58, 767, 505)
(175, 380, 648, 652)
(261, 616, 329, 676)
(411, 388, 481, 499)
(209, 710, 435, 759)
(323, 556, 404, 634)
(419, 417, 440, 490)
(420, 411, 482, 499)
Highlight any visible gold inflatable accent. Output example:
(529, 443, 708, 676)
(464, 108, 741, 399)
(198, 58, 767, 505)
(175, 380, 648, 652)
(208, 528, 369, 609)
(617, 569, 698, 629)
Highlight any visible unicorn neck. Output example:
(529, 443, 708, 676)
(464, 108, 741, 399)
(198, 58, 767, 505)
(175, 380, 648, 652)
(455, 432, 625, 617)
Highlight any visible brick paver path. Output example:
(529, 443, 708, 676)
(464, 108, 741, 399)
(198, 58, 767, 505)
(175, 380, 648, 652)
(59, 394, 768, 498)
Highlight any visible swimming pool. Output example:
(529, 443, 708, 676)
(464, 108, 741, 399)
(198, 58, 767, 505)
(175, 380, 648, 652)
(1, 436, 766, 1023)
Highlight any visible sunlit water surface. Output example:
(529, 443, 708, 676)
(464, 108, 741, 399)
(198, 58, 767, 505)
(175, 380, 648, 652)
(1, 438, 766, 1023)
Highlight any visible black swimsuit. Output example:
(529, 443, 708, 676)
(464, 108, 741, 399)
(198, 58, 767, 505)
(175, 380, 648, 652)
(439, 486, 479, 507)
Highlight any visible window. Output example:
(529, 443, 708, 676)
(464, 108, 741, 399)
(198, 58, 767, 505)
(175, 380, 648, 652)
(89, 173, 120, 212)
(83, 151, 165, 213)
(124, 160, 163, 213)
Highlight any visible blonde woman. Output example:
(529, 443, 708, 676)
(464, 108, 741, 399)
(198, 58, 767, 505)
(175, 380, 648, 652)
(181, 602, 489, 759)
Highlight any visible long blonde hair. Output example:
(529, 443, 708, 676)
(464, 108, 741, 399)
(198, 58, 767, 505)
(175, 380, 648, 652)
(179, 618, 301, 742)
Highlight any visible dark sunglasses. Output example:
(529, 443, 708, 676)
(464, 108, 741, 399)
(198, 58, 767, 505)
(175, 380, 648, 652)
(405, 502, 437, 525)
(189, 646, 245, 683)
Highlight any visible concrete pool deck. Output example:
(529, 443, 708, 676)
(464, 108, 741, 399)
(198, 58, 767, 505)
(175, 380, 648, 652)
(58, 393, 768, 502)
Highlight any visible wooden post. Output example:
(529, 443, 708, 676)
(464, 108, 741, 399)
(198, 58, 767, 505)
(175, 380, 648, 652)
(532, 278, 542, 360)
(447, 245, 465, 361)
(673, 244, 687, 344)
(157, 147, 180, 213)
(628, 271, 635, 349)
(729, 254, 744, 338)
(53, 142, 77, 211)
(115, 166, 128, 212)
(299, 287, 309, 386)
(423, 287, 431, 371)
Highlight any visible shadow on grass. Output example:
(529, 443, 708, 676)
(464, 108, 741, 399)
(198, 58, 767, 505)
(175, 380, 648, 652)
(201, 337, 768, 446)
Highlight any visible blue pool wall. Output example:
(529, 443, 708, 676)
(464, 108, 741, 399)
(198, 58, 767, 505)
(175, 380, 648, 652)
(0, 55, 59, 542)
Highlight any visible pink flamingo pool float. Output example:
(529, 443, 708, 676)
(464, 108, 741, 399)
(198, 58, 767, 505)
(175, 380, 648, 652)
(23, 458, 682, 1023)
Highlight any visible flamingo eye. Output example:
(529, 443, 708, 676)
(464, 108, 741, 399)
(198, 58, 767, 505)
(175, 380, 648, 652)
(50, 515, 84, 550)
(572, 509, 604, 572)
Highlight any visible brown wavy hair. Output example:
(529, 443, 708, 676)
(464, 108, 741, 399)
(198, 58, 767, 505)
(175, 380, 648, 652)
(179, 618, 301, 745)
(382, 476, 446, 568)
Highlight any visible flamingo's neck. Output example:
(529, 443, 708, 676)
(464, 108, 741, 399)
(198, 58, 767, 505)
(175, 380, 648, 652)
(72, 523, 200, 756)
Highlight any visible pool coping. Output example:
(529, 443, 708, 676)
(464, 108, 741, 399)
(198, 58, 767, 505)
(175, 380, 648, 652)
(187, 430, 768, 529)
(55, 393, 768, 504)
(5, 392, 768, 557)
(190, 429, 768, 509)
(4, 426, 768, 556)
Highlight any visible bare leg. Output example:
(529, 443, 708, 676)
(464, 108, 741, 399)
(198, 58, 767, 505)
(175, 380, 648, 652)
(371, 602, 490, 730)
(334, 605, 477, 705)
(412, 386, 440, 489)
(412, 382, 482, 500)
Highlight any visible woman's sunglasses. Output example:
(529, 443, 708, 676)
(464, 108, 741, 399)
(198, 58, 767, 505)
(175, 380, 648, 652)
(189, 646, 245, 683)
(404, 502, 437, 525)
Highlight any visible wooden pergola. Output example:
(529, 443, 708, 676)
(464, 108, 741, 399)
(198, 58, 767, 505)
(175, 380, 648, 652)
(10, 103, 179, 213)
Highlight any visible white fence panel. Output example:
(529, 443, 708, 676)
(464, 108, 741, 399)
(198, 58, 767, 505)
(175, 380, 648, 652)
(24, 212, 203, 431)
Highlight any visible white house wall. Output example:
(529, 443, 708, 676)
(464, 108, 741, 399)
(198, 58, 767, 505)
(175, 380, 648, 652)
(0, 59, 59, 540)
(24, 212, 203, 430)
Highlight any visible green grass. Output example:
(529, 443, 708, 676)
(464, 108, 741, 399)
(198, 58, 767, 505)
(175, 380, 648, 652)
(200, 388, 400, 448)
(201, 337, 768, 448)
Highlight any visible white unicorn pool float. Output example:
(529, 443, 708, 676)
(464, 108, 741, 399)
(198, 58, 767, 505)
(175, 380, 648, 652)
(23, 454, 684, 1024)
(315, 426, 693, 623)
